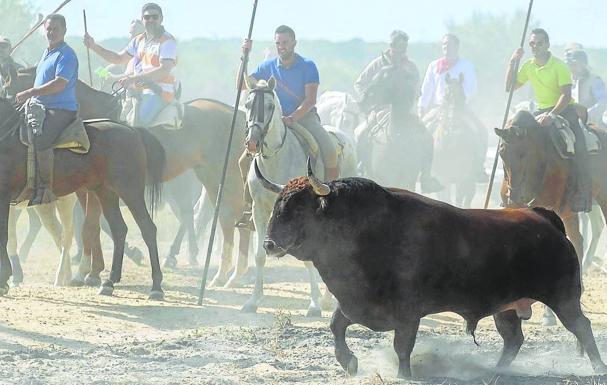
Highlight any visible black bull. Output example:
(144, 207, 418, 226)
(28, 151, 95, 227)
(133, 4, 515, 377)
(257, 161, 606, 378)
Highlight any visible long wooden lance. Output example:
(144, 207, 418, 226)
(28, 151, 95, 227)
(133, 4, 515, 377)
(83, 10, 94, 87)
(483, 0, 534, 209)
(198, 0, 259, 305)
(10, 0, 73, 55)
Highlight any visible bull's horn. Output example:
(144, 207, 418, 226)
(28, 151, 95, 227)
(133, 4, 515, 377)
(307, 157, 330, 196)
(254, 158, 284, 194)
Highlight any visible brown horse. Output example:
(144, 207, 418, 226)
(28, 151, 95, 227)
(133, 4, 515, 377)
(73, 83, 251, 289)
(495, 109, 607, 270)
(0, 97, 165, 299)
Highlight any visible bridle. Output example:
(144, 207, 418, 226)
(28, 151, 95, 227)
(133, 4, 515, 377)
(246, 88, 286, 159)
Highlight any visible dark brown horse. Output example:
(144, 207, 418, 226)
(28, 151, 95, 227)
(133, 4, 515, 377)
(495, 109, 607, 271)
(0, 97, 165, 299)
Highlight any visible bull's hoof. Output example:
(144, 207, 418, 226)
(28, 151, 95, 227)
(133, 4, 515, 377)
(241, 302, 258, 313)
(346, 356, 358, 376)
(148, 290, 165, 301)
(98, 280, 114, 296)
(0, 284, 9, 296)
(84, 274, 102, 288)
(306, 306, 322, 318)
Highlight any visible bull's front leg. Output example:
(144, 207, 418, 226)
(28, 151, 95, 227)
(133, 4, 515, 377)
(394, 318, 420, 378)
(330, 307, 357, 376)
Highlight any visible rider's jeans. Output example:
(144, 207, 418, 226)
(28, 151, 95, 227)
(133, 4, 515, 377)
(138, 93, 166, 127)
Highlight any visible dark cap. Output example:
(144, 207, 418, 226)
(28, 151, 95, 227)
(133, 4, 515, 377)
(565, 49, 587, 65)
(142, 3, 162, 15)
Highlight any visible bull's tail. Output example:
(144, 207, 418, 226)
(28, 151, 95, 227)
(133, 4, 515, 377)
(532, 207, 566, 235)
(133, 127, 165, 217)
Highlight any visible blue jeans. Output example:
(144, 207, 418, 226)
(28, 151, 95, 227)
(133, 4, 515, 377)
(138, 93, 165, 127)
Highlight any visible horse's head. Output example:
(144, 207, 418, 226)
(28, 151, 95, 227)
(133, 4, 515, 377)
(495, 110, 545, 207)
(332, 93, 361, 134)
(443, 72, 466, 111)
(358, 53, 416, 113)
(0, 97, 21, 147)
(0, 63, 35, 100)
(243, 76, 282, 155)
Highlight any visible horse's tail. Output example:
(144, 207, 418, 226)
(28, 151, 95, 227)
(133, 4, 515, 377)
(532, 207, 566, 235)
(133, 127, 165, 217)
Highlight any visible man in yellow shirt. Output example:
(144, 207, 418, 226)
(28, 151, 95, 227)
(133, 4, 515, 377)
(506, 28, 591, 212)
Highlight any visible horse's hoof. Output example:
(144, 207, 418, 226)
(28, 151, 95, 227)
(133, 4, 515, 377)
(346, 356, 358, 376)
(162, 257, 177, 269)
(84, 274, 102, 288)
(148, 290, 165, 301)
(98, 281, 114, 296)
(241, 302, 258, 313)
(224, 277, 242, 289)
(306, 307, 322, 318)
(0, 284, 9, 296)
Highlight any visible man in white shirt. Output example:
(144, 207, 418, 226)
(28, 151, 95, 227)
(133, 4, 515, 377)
(419, 34, 487, 180)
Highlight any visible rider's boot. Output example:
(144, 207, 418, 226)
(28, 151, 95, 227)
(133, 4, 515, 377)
(29, 148, 57, 206)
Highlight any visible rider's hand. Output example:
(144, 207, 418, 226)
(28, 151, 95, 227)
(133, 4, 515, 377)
(282, 116, 294, 127)
(117, 75, 135, 88)
(536, 112, 553, 127)
(15, 88, 34, 104)
(510, 48, 524, 64)
(83, 33, 96, 49)
(242, 38, 253, 54)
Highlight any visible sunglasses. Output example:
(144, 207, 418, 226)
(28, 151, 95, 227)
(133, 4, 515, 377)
(143, 14, 160, 20)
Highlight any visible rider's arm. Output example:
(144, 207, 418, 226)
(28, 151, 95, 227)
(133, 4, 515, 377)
(550, 84, 572, 116)
(84, 33, 132, 65)
(506, 48, 525, 92)
(27, 78, 68, 97)
(289, 83, 318, 123)
(130, 59, 175, 83)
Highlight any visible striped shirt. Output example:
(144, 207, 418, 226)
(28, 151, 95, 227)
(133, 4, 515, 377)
(126, 30, 177, 102)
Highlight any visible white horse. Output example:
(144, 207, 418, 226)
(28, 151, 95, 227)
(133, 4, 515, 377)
(242, 77, 356, 316)
(317, 91, 363, 138)
(8, 193, 77, 287)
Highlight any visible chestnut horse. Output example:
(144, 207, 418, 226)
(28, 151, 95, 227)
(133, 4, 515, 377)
(0, 98, 165, 299)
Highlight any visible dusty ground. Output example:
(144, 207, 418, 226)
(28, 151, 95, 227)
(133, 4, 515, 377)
(2, 202, 607, 385)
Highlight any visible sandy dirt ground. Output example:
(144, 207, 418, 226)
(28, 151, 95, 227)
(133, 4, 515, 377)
(2, 200, 607, 385)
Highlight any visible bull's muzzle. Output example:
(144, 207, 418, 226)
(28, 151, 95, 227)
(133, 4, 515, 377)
(263, 238, 287, 258)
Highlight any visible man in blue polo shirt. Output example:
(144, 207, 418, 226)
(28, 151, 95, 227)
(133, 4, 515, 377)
(235, 25, 338, 229)
(16, 14, 78, 205)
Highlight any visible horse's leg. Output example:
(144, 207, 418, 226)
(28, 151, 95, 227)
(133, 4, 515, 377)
(117, 188, 163, 300)
(225, 228, 250, 288)
(86, 193, 104, 287)
(35, 202, 62, 252)
(7, 208, 23, 286)
(19, 209, 41, 263)
(210, 218, 234, 288)
(304, 261, 322, 317)
(71, 197, 85, 264)
(242, 205, 269, 313)
(0, 195, 12, 296)
(163, 193, 183, 268)
(95, 187, 128, 297)
(53, 194, 76, 287)
(582, 204, 605, 274)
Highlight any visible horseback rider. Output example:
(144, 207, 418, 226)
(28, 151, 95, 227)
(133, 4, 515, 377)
(84, 3, 178, 127)
(507, 28, 592, 212)
(354, 30, 443, 193)
(418, 33, 488, 181)
(0, 36, 24, 98)
(235, 25, 339, 229)
(565, 49, 607, 129)
(14, 14, 78, 206)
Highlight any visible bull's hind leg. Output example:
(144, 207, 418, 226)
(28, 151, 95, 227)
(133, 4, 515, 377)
(493, 310, 524, 370)
(552, 300, 607, 373)
(330, 307, 357, 376)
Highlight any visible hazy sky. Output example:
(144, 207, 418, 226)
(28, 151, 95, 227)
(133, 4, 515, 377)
(30, 0, 606, 47)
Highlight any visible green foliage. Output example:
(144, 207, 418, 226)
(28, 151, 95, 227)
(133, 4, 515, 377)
(0, 0, 45, 66)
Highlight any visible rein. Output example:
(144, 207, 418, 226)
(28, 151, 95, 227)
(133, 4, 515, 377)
(247, 88, 287, 159)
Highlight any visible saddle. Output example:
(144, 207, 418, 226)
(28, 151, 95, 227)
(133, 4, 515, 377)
(549, 116, 601, 159)
(125, 84, 184, 129)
